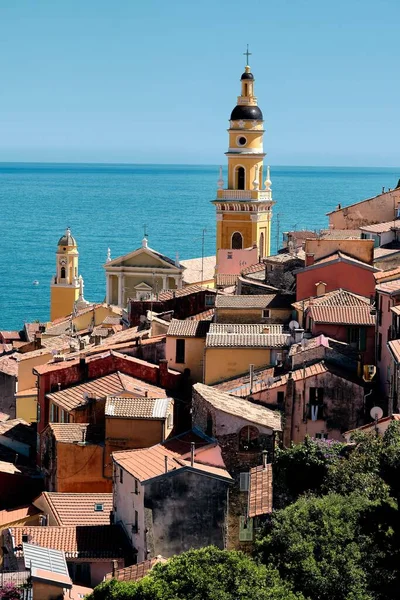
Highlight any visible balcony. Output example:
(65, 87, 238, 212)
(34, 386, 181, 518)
(216, 189, 273, 202)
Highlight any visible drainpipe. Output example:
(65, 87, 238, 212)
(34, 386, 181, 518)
(249, 364, 254, 394)
(164, 456, 168, 473)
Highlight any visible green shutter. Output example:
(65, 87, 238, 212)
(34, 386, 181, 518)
(359, 327, 366, 352)
(239, 517, 254, 542)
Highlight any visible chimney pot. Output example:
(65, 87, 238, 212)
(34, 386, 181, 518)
(262, 450, 268, 469)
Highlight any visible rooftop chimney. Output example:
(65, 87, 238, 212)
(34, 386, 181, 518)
(262, 450, 268, 469)
(164, 455, 168, 473)
(294, 328, 305, 343)
(190, 442, 195, 467)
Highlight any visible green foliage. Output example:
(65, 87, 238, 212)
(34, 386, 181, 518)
(87, 547, 305, 600)
(273, 436, 344, 506)
(257, 492, 392, 600)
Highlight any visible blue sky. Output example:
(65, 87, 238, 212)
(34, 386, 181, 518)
(0, 0, 399, 166)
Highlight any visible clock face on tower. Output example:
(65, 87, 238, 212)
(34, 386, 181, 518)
(59, 258, 67, 266)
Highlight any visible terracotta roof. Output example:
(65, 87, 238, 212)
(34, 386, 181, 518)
(0, 412, 9, 422)
(0, 331, 21, 341)
(0, 419, 35, 445)
(289, 334, 331, 356)
(240, 262, 265, 276)
(0, 344, 14, 355)
(206, 332, 290, 348)
(181, 256, 216, 284)
(320, 229, 362, 240)
(186, 308, 215, 321)
(0, 356, 18, 377)
(0, 505, 40, 527)
(391, 305, 400, 316)
(360, 219, 400, 234)
(376, 279, 400, 295)
(309, 305, 375, 326)
(374, 247, 400, 260)
(47, 371, 166, 412)
(216, 274, 239, 287)
(214, 367, 275, 397)
(10, 525, 130, 559)
(105, 397, 172, 419)
(113, 432, 232, 483)
(102, 316, 122, 326)
(40, 335, 73, 352)
(167, 319, 211, 338)
(193, 383, 282, 431)
(248, 463, 273, 518)
(157, 285, 216, 301)
(105, 556, 167, 582)
(388, 339, 400, 363)
(37, 493, 113, 526)
(292, 288, 371, 312)
(24, 323, 41, 343)
(312, 251, 373, 268)
(48, 423, 104, 444)
(95, 327, 144, 346)
(374, 266, 400, 282)
(15, 387, 37, 398)
(264, 250, 305, 264)
(209, 323, 284, 334)
(91, 327, 111, 338)
(215, 294, 276, 309)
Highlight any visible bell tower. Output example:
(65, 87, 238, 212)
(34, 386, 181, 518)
(50, 227, 80, 321)
(213, 49, 274, 259)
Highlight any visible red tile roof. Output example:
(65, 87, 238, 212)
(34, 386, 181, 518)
(293, 289, 371, 312)
(48, 423, 104, 444)
(10, 525, 129, 559)
(360, 219, 400, 234)
(0, 356, 18, 377)
(157, 285, 216, 301)
(167, 319, 211, 337)
(312, 251, 373, 268)
(376, 279, 400, 295)
(0, 505, 40, 527)
(214, 367, 275, 397)
(105, 556, 167, 582)
(309, 305, 375, 326)
(186, 308, 215, 321)
(248, 463, 273, 518)
(113, 436, 232, 484)
(374, 266, 400, 282)
(241, 263, 265, 275)
(388, 339, 400, 363)
(0, 331, 22, 341)
(37, 492, 113, 526)
(47, 371, 166, 412)
(105, 396, 172, 419)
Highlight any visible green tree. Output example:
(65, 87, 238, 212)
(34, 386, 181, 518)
(87, 547, 304, 600)
(257, 492, 400, 600)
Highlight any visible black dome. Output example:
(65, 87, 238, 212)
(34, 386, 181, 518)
(241, 72, 254, 80)
(230, 105, 263, 121)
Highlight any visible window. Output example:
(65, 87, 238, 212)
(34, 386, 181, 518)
(227, 252, 233, 260)
(60, 409, 68, 423)
(236, 167, 245, 190)
(119, 468, 123, 484)
(262, 309, 270, 319)
(239, 425, 260, 451)
(60, 267, 66, 279)
(205, 294, 215, 307)
(277, 391, 285, 405)
(232, 231, 243, 250)
(50, 403, 59, 423)
(239, 516, 254, 541)
(315, 433, 328, 440)
(94, 503, 104, 512)
(132, 510, 139, 533)
(347, 327, 366, 352)
(175, 339, 185, 364)
(309, 388, 324, 420)
(240, 472, 250, 492)
(134, 479, 139, 495)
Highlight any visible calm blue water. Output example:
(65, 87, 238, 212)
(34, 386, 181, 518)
(1, 163, 399, 330)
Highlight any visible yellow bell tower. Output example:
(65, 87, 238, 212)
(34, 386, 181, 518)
(213, 49, 274, 258)
(50, 228, 80, 321)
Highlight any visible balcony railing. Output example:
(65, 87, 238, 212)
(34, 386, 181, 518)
(217, 189, 272, 201)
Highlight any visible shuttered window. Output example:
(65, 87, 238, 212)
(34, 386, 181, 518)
(240, 472, 250, 492)
(239, 516, 254, 541)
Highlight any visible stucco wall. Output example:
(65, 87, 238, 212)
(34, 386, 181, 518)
(113, 463, 145, 561)
(145, 470, 229, 558)
(204, 347, 271, 385)
(166, 336, 205, 382)
(215, 307, 291, 325)
(305, 239, 374, 265)
(328, 188, 400, 229)
(296, 262, 376, 301)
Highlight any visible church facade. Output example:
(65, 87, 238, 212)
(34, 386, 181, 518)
(213, 59, 274, 260)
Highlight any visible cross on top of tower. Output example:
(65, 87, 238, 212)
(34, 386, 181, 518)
(243, 44, 252, 66)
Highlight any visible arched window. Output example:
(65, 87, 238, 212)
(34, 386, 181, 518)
(239, 425, 260, 451)
(60, 267, 66, 279)
(259, 232, 265, 257)
(236, 167, 245, 190)
(232, 232, 243, 250)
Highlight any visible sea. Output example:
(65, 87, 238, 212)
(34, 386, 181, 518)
(0, 163, 399, 331)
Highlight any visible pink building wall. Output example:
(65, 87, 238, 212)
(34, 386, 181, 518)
(307, 322, 375, 365)
(216, 247, 259, 276)
(296, 262, 376, 301)
(377, 290, 400, 401)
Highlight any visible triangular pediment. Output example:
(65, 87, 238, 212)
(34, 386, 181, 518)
(105, 246, 181, 271)
(134, 282, 153, 290)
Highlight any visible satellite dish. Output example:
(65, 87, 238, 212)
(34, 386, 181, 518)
(289, 320, 300, 331)
(370, 406, 383, 421)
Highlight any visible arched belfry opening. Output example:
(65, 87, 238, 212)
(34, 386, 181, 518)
(232, 232, 243, 250)
(236, 167, 245, 190)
